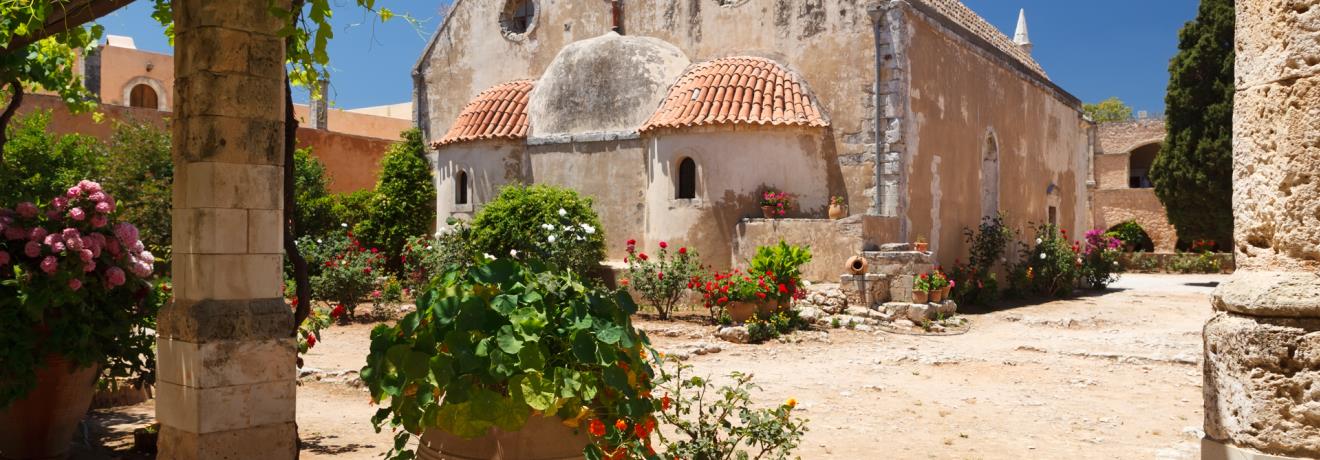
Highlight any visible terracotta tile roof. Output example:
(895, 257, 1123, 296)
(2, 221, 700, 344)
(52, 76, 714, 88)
(913, 0, 1048, 79)
(640, 56, 828, 133)
(433, 80, 534, 147)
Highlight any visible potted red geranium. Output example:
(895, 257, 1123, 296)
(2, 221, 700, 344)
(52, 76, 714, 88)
(0, 180, 157, 459)
(759, 190, 794, 219)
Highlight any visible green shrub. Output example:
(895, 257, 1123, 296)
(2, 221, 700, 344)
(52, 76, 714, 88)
(1019, 224, 1082, 298)
(655, 359, 809, 459)
(0, 111, 105, 204)
(100, 120, 173, 274)
(308, 230, 385, 319)
(743, 310, 804, 343)
(749, 241, 812, 303)
(1106, 220, 1153, 252)
(400, 219, 479, 293)
(624, 239, 704, 320)
(331, 189, 375, 231)
(951, 215, 1013, 306)
(470, 184, 606, 275)
(1170, 252, 1222, 274)
(292, 147, 336, 240)
(356, 129, 436, 273)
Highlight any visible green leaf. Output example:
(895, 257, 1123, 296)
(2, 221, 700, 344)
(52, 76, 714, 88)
(572, 332, 597, 363)
(596, 325, 623, 345)
(403, 351, 430, 379)
(517, 344, 545, 371)
(435, 402, 492, 439)
(515, 372, 557, 411)
(495, 326, 523, 354)
(602, 366, 629, 394)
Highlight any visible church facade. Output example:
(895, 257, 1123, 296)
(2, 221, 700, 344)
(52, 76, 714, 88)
(413, 0, 1092, 277)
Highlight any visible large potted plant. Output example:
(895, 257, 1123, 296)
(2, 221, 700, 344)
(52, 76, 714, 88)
(749, 241, 811, 316)
(697, 241, 811, 324)
(362, 258, 661, 460)
(0, 181, 158, 459)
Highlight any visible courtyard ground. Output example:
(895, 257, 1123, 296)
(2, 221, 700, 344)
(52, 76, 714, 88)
(79, 273, 1223, 459)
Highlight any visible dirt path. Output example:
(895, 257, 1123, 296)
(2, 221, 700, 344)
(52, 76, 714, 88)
(81, 274, 1222, 459)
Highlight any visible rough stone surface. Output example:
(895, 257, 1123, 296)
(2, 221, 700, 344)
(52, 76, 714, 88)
(801, 285, 848, 314)
(1203, 313, 1320, 458)
(840, 273, 890, 307)
(906, 303, 932, 323)
(715, 326, 750, 344)
(1212, 272, 1320, 318)
(890, 274, 915, 303)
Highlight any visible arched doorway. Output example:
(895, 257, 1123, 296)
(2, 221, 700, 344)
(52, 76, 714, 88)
(981, 133, 1000, 219)
(129, 84, 159, 109)
(1128, 143, 1159, 188)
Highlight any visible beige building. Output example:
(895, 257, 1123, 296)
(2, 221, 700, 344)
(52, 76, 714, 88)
(416, 0, 1093, 277)
(1090, 118, 1177, 252)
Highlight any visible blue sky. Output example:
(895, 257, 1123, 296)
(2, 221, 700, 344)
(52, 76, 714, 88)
(100, 1, 1197, 115)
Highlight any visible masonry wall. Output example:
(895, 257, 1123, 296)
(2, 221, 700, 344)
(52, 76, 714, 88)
(417, 0, 879, 219)
(431, 139, 527, 220)
(1091, 119, 1175, 251)
(97, 45, 175, 110)
(527, 140, 649, 262)
(902, 11, 1090, 267)
(1092, 189, 1178, 252)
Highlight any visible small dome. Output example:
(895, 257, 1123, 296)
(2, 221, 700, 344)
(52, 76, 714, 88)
(641, 56, 828, 133)
(433, 80, 535, 148)
(528, 32, 690, 138)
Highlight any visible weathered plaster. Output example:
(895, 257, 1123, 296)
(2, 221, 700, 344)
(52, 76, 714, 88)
(432, 139, 527, 220)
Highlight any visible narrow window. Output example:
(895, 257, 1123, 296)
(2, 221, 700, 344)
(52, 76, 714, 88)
(129, 84, 158, 109)
(1048, 206, 1058, 227)
(676, 158, 697, 199)
(455, 171, 469, 205)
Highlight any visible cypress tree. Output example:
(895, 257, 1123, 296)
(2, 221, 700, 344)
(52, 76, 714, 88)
(1151, 0, 1235, 247)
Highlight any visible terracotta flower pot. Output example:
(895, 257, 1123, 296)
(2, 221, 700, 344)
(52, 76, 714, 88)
(930, 288, 944, 303)
(756, 299, 787, 318)
(828, 204, 847, 220)
(0, 354, 100, 460)
(912, 290, 929, 304)
(941, 285, 952, 300)
(845, 255, 868, 275)
(418, 414, 589, 460)
(761, 206, 776, 219)
(726, 301, 759, 324)
(914, 242, 929, 252)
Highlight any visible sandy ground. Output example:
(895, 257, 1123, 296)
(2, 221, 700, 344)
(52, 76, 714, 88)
(75, 273, 1224, 459)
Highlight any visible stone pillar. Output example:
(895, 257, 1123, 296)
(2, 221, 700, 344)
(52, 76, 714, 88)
(1202, 2, 1320, 459)
(156, 1, 296, 458)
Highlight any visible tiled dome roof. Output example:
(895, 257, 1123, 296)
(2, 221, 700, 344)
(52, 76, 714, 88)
(640, 56, 828, 133)
(433, 80, 534, 147)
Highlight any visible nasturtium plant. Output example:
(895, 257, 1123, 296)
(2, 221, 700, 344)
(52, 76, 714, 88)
(362, 258, 662, 460)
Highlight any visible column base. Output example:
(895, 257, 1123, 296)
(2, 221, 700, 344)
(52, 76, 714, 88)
(157, 422, 297, 460)
(1202, 437, 1301, 460)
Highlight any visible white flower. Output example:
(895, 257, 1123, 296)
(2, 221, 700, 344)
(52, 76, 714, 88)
(557, 208, 568, 217)
(1112, 261, 1119, 266)
(483, 253, 496, 260)
(1039, 253, 1047, 260)
(510, 249, 519, 257)
(341, 222, 349, 228)
(548, 235, 557, 243)
(316, 239, 323, 244)
(541, 223, 555, 230)
(1035, 238, 1042, 244)
(581, 223, 596, 234)
(426, 245, 433, 250)
(563, 225, 573, 232)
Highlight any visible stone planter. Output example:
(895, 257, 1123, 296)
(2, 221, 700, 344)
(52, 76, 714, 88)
(418, 414, 589, 460)
(756, 300, 788, 318)
(828, 204, 847, 220)
(912, 290, 929, 304)
(0, 354, 100, 460)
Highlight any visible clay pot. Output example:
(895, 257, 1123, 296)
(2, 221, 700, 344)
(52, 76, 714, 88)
(941, 285, 952, 301)
(761, 206, 776, 219)
(845, 255, 868, 275)
(756, 299, 788, 318)
(930, 288, 944, 303)
(828, 204, 847, 220)
(726, 301, 759, 324)
(914, 242, 929, 252)
(0, 354, 100, 460)
(912, 290, 929, 304)
(418, 414, 589, 460)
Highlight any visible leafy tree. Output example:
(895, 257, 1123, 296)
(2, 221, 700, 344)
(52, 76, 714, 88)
(356, 128, 436, 272)
(1083, 97, 1134, 123)
(332, 189, 376, 230)
(1151, 0, 1234, 247)
(0, 110, 104, 204)
(101, 120, 173, 272)
(292, 147, 336, 239)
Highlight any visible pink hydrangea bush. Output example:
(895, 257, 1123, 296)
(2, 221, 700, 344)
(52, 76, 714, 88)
(0, 180, 159, 406)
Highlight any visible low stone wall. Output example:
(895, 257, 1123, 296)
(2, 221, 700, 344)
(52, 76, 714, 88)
(733, 217, 860, 282)
(1119, 252, 1236, 274)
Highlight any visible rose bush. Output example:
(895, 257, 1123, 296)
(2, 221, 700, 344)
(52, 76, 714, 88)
(0, 180, 158, 406)
(623, 239, 703, 320)
(1080, 229, 1124, 289)
(308, 230, 386, 319)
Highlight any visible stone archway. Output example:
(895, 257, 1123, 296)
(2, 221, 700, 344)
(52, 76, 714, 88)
(121, 76, 168, 110)
(981, 131, 1000, 219)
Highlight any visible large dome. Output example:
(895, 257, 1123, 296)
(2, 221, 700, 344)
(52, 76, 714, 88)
(527, 32, 690, 139)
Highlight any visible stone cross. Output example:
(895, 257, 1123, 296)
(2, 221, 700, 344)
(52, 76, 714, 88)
(1202, 1, 1320, 458)
(155, 0, 298, 458)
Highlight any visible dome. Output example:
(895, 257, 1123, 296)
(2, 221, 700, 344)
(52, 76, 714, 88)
(527, 32, 690, 138)
(641, 56, 828, 133)
(433, 80, 534, 147)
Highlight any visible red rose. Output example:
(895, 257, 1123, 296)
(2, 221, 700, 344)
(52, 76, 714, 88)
(331, 304, 347, 319)
(756, 292, 767, 299)
(627, 239, 637, 246)
(659, 241, 668, 249)
(306, 333, 317, 348)
(679, 247, 687, 255)
(717, 296, 728, 304)
(657, 272, 664, 280)
(661, 394, 671, 411)
(639, 253, 648, 261)
(778, 284, 788, 294)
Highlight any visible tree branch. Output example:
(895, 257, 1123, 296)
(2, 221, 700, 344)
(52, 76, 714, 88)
(286, 0, 312, 342)
(0, 0, 135, 54)
(0, 79, 25, 161)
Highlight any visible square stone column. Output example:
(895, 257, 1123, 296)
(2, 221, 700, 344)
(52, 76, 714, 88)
(156, 1, 297, 458)
(1203, 1, 1320, 459)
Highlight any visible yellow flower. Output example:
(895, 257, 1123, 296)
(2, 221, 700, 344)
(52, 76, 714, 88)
(785, 398, 797, 409)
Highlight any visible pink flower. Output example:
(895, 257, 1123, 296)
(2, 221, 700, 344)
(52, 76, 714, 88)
(90, 214, 108, 228)
(139, 250, 155, 264)
(51, 242, 65, 253)
(68, 208, 86, 221)
(15, 202, 36, 218)
(107, 239, 122, 257)
(29, 227, 47, 242)
(131, 240, 145, 253)
(85, 233, 105, 257)
(40, 256, 57, 274)
(24, 241, 40, 258)
(88, 191, 107, 203)
(82, 259, 96, 272)
(114, 223, 139, 246)
(78, 249, 93, 263)
(68, 278, 82, 291)
(66, 186, 82, 198)
(3, 226, 24, 240)
(131, 260, 152, 277)
(45, 210, 61, 220)
(0, 251, 9, 266)
(106, 267, 126, 287)
(94, 202, 111, 214)
(78, 180, 101, 194)
(50, 197, 67, 211)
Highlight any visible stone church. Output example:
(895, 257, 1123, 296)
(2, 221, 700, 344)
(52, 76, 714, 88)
(413, 0, 1092, 278)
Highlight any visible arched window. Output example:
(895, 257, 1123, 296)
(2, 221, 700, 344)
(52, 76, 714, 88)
(676, 157, 697, 199)
(500, 0, 536, 36)
(129, 84, 158, 109)
(981, 133, 1000, 219)
(1128, 143, 1160, 189)
(455, 171, 469, 205)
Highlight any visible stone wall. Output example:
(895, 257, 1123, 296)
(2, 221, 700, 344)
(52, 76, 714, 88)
(732, 217, 871, 283)
(1094, 119, 1165, 155)
(431, 139, 526, 221)
(1092, 188, 1177, 252)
